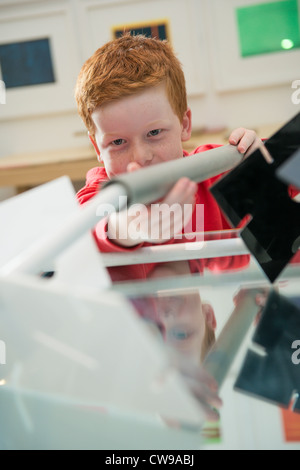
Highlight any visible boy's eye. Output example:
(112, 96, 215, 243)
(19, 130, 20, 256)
(111, 138, 125, 146)
(168, 328, 192, 341)
(148, 129, 162, 137)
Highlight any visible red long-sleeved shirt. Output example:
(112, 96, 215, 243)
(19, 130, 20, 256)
(77, 144, 250, 282)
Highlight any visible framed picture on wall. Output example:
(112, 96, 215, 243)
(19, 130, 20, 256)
(206, 0, 300, 92)
(0, 37, 56, 89)
(0, 5, 80, 121)
(111, 19, 170, 41)
(83, 0, 207, 97)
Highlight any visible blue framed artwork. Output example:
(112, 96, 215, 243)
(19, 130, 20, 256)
(112, 19, 169, 41)
(0, 38, 55, 89)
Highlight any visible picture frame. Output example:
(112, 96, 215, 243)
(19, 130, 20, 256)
(0, 5, 80, 121)
(84, 0, 207, 96)
(111, 18, 170, 41)
(206, 0, 300, 92)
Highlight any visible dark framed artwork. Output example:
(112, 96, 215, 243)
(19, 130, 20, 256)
(0, 37, 55, 89)
(0, 7, 80, 120)
(112, 19, 170, 41)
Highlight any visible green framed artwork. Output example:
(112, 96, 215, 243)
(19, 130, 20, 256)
(236, 0, 300, 57)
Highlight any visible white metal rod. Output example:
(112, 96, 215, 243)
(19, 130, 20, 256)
(0, 145, 242, 277)
(203, 289, 262, 388)
(105, 144, 242, 206)
(109, 263, 300, 297)
(100, 237, 249, 267)
(0, 184, 127, 276)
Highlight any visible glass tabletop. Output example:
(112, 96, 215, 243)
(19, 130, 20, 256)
(104, 229, 300, 449)
(0, 229, 299, 450)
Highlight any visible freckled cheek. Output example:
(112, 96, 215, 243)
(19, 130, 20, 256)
(158, 143, 183, 162)
(105, 155, 131, 176)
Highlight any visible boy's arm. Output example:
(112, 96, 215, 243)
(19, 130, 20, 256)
(93, 217, 144, 253)
(106, 177, 197, 248)
(107, 129, 263, 248)
(78, 129, 263, 253)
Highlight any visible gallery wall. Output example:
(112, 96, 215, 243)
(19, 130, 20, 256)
(0, 0, 299, 174)
(0, 0, 299, 448)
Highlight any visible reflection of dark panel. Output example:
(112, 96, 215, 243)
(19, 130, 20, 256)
(114, 23, 168, 40)
(235, 291, 300, 413)
(277, 149, 300, 189)
(0, 38, 55, 89)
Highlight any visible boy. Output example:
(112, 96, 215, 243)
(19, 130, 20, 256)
(74, 34, 265, 418)
(75, 34, 262, 282)
(147, 259, 220, 422)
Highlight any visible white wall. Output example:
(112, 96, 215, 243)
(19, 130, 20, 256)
(0, 0, 299, 448)
(0, 0, 299, 173)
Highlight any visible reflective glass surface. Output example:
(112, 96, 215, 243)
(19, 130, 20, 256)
(1, 227, 299, 449)
(108, 230, 300, 449)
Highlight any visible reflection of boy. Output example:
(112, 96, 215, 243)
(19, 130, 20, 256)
(148, 261, 216, 364)
(75, 34, 263, 281)
(148, 260, 220, 421)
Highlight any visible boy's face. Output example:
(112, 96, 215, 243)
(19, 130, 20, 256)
(156, 292, 206, 362)
(91, 83, 192, 179)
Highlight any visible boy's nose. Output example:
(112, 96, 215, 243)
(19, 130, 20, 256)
(132, 143, 153, 166)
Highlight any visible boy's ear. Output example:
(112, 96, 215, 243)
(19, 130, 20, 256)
(181, 107, 192, 142)
(203, 303, 217, 331)
(88, 132, 102, 162)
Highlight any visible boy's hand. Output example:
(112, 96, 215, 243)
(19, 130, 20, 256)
(229, 128, 263, 158)
(170, 353, 222, 422)
(107, 176, 197, 247)
(107, 129, 262, 247)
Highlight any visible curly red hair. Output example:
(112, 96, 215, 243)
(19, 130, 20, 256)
(75, 33, 187, 136)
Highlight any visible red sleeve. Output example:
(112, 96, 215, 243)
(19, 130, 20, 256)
(76, 167, 146, 254)
(288, 185, 300, 199)
(77, 183, 101, 205)
(78, 146, 251, 277)
(186, 144, 250, 273)
(92, 218, 144, 253)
